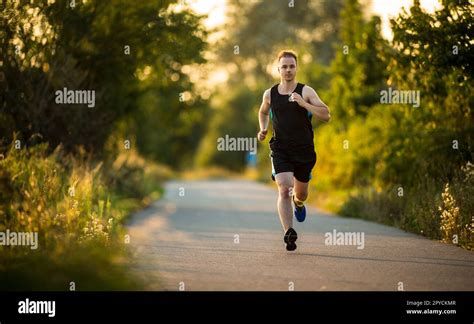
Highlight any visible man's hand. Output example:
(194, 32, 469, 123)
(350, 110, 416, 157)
(258, 129, 268, 141)
(290, 92, 306, 107)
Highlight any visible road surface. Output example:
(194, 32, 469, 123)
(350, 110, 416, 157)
(125, 179, 474, 291)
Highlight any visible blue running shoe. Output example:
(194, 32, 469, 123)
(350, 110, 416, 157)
(293, 195, 306, 222)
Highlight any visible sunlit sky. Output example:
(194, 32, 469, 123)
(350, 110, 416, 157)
(187, 0, 227, 29)
(371, 0, 442, 39)
(185, 0, 443, 87)
(188, 0, 443, 40)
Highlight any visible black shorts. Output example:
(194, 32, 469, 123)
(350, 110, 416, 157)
(270, 148, 317, 183)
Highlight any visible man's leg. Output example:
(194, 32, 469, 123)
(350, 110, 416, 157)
(292, 162, 314, 222)
(293, 177, 309, 205)
(292, 153, 316, 223)
(274, 172, 294, 232)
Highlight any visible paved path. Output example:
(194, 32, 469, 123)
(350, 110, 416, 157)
(125, 180, 474, 291)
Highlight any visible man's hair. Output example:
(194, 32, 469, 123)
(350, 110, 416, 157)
(277, 50, 298, 65)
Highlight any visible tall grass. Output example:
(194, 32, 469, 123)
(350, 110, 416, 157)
(0, 139, 172, 290)
(339, 162, 474, 250)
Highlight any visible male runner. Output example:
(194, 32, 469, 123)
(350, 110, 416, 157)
(257, 50, 331, 251)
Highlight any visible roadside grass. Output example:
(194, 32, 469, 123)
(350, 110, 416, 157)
(336, 163, 474, 250)
(0, 140, 172, 290)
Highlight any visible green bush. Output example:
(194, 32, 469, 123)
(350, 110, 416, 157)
(0, 139, 170, 290)
(339, 162, 474, 250)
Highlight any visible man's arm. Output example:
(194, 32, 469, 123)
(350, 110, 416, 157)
(291, 86, 331, 122)
(258, 89, 271, 141)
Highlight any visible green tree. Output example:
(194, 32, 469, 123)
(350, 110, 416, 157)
(383, 0, 473, 186)
(328, 0, 388, 125)
(313, 0, 389, 190)
(1, 0, 209, 167)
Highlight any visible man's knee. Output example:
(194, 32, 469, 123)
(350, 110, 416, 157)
(277, 183, 293, 199)
(295, 190, 308, 201)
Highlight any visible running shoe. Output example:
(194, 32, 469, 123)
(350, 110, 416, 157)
(293, 194, 306, 222)
(284, 227, 298, 251)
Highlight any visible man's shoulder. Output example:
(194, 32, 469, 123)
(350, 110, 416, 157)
(303, 84, 318, 91)
(264, 87, 273, 98)
(301, 84, 316, 96)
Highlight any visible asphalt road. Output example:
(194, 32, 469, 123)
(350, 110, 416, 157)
(125, 179, 474, 291)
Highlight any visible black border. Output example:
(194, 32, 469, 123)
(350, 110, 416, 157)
(0, 291, 472, 322)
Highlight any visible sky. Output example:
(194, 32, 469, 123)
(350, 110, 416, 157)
(187, 0, 227, 29)
(371, 0, 442, 39)
(188, 0, 443, 40)
(184, 0, 444, 86)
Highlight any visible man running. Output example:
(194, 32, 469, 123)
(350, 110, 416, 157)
(257, 50, 331, 251)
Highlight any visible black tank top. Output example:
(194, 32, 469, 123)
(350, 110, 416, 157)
(269, 82, 314, 152)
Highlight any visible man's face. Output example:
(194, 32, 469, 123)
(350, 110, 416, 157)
(278, 56, 297, 82)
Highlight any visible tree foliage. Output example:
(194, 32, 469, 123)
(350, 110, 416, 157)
(1, 0, 208, 167)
